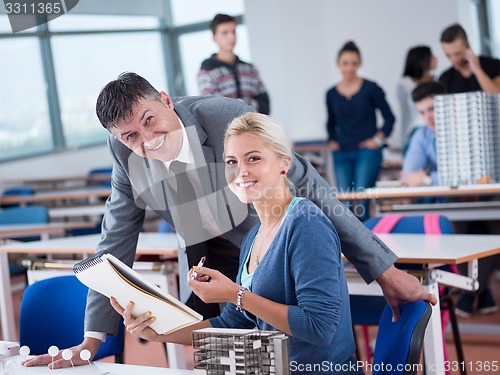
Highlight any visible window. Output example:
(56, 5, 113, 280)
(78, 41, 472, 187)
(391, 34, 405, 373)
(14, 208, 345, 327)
(0, 38, 53, 160)
(170, 0, 244, 26)
(48, 14, 160, 31)
(52, 31, 166, 148)
(487, 0, 500, 56)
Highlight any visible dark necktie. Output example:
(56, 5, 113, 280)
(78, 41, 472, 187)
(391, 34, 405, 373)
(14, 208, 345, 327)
(169, 161, 219, 318)
(169, 161, 196, 206)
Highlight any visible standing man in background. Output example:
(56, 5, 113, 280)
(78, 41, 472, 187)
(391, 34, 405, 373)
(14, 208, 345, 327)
(439, 23, 500, 93)
(197, 14, 270, 114)
(439, 23, 500, 317)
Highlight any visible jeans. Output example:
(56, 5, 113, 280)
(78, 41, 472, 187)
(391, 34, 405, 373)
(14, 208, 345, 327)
(333, 148, 382, 220)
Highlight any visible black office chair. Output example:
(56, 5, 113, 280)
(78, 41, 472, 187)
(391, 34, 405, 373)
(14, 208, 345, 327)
(20, 275, 124, 362)
(372, 301, 432, 375)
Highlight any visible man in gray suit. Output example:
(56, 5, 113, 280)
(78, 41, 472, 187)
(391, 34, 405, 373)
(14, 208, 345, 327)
(25, 72, 436, 368)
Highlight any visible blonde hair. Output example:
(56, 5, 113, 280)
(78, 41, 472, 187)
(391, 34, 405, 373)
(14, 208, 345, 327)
(225, 113, 292, 158)
(224, 112, 293, 187)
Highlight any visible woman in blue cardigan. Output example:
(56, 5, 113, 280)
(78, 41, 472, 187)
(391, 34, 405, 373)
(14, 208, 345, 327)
(111, 112, 362, 374)
(327, 41, 395, 220)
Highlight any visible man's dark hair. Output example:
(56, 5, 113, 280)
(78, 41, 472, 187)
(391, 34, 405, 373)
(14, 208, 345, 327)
(440, 23, 469, 45)
(412, 81, 447, 103)
(210, 14, 236, 35)
(403, 46, 432, 79)
(337, 40, 361, 62)
(96, 72, 161, 130)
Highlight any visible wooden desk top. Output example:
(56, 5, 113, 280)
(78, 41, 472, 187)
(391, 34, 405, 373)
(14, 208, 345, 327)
(0, 222, 97, 239)
(0, 187, 111, 205)
(336, 183, 500, 200)
(0, 232, 178, 257)
(377, 233, 500, 265)
(2, 173, 111, 185)
(2, 232, 499, 266)
(48, 204, 106, 218)
(6, 355, 192, 374)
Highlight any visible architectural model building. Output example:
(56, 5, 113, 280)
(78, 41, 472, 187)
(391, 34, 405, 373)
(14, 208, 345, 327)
(192, 328, 290, 375)
(434, 92, 500, 186)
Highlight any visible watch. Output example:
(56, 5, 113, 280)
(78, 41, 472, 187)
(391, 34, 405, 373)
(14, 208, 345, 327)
(373, 135, 384, 147)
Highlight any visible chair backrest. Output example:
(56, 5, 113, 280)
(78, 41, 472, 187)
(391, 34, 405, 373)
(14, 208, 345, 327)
(87, 167, 112, 188)
(364, 214, 453, 235)
(19, 275, 124, 361)
(1, 186, 35, 208)
(158, 219, 175, 233)
(0, 205, 49, 225)
(2, 186, 35, 196)
(373, 301, 432, 375)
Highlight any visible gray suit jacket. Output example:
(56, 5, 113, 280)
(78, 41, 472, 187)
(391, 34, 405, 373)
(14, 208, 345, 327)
(84, 96, 397, 335)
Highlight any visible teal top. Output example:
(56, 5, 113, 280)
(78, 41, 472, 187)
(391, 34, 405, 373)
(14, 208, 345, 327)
(240, 197, 304, 290)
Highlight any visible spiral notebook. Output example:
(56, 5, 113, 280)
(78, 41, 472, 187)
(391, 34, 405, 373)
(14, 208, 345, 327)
(73, 251, 203, 335)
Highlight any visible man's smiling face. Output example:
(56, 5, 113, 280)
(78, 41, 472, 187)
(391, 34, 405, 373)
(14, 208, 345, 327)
(111, 91, 183, 162)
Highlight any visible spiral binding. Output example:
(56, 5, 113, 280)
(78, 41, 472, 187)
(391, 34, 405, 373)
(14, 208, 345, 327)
(73, 250, 107, 273)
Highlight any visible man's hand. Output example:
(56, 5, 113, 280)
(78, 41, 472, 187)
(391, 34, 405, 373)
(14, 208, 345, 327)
(376, 265, 437, 322)
(464, 48, 481, 75)
(22, 337, 101, 369)
(399, 170, 429, 187)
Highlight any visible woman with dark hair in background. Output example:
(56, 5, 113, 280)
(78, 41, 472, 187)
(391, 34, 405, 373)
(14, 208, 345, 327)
(396, 46, 437, 153)
(326, 41, 395, 220)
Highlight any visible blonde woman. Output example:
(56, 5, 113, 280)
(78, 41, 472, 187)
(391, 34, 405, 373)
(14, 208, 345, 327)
(111, 113, 362, 373)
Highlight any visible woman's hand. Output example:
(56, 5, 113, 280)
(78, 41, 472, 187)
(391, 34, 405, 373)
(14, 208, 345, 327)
(188, 267, 240, 304)
(359, 131, 385, 149)
(110, 297, 159, 342)
(327, 140, 340, 151)
(358, 138, 379, 149)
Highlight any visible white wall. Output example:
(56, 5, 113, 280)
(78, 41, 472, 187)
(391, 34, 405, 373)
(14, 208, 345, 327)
(0, 0, 477, 181)
(244, 0, 475, 146)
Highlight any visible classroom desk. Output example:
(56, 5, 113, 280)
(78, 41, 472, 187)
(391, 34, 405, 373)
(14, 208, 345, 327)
(0, 233, 185, 369)
(0, 187, 111, 206)
(48, 204, 107, 219)
(345, 233, 500, 375)
(335, 183, 500, 201)
(2, 174, 111, 191)
(0, 222, 97, 241)
(4, 233, 500, 374)
(378, 200, 500, 221)
(0, 233, 178, 340)
(3, 355, 193, 374)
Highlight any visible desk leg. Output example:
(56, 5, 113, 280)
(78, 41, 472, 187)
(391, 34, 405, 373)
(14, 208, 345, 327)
(0, 252, 17, 341)
(163, 261, 185, 369)
(165, 343, 187, 369)
(423, 277, 445, 375)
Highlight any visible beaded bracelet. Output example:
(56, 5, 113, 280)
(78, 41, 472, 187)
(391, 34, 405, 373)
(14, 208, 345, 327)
(235, 287, 247, 313)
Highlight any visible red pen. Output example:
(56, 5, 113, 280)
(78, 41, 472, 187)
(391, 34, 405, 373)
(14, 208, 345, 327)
(190, 257, 206, 280)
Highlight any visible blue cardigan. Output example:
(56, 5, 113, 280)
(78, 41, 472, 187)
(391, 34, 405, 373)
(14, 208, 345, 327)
(326, 79, 395, 150)
(209, 199, 361, 374)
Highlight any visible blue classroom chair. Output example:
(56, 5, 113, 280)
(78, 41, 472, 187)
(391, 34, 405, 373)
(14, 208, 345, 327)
(20, 275, 124, 362)
(372, 301, 432, 375)
(0, 205, 49, 276)
(351, 214, 465, 374)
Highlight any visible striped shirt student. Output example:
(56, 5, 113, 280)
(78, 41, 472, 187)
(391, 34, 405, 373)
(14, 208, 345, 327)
(197, 13, 270, 115)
